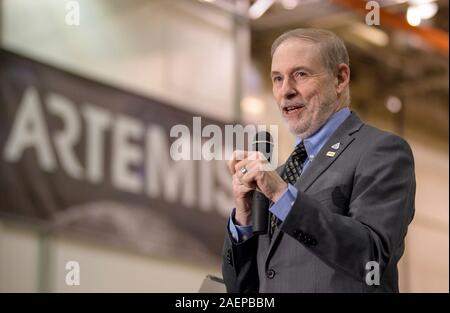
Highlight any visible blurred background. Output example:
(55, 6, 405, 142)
(0, 0, 448, 292)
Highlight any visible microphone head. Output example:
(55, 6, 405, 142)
(252, 131, 273, 161)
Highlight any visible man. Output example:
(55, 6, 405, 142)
(222, 28, 416, 293)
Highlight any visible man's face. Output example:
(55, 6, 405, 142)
(271, 38, 340, 138)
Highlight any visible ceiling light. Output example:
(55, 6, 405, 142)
(248, 0, 275, 19)
(415, 2, 438, 19)
(281, 0, 299, 10)
(241, 96, 266, 116)
(386, 96, 402, 113)
(351, 24, 389, 47)
(408, 0, 437, 5)
(406, 6, 422, 26)
(406, 0, 439, 26)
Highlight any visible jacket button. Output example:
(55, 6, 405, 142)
(266, 269, 276, 279)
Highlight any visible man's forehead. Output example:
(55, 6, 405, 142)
(271, 39, 321, 71)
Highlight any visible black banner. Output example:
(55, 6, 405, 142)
(0, 49, 234, 266)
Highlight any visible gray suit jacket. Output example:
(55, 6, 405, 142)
(222, 112, 416, 293)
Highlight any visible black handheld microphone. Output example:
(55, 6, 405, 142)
(251, 131, 274, 235)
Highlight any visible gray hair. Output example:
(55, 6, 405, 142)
(271, 28, 350, 74)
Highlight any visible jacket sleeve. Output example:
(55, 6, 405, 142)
(221, 228, 259, 293)
(280, 134, 416, 282)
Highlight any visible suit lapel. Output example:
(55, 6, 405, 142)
(296, 113, 363, 193)
(265, 112, 364, 265)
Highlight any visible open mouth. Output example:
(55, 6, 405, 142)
(282, 105, 304, 116)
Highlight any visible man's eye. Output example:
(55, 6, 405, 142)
(294, 71, 307, 78)
(272, 76, 282, 83)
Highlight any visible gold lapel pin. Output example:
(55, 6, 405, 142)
(326, 151, 336, 157)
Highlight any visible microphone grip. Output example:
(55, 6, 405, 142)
(251, 191, 270, 234)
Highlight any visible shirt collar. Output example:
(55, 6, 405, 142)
(295, 107, 351, 160)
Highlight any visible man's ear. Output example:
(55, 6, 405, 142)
(335, 63, 350, 94)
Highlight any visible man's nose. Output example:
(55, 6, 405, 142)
(281, 78, 297, 99)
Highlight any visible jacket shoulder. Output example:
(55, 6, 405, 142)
(356, 124, 414, 162)
(359, 124, 412, 148)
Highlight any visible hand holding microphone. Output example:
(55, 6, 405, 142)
(227, 132, 287, 234)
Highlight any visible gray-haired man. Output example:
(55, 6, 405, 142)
(222, 28, 415, 293)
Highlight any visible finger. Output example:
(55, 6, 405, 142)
(234, 158, 251, 175)
(228, 150, 249, 174)
(237, 161, 261, 186)
(235, 183, 254, 194)
(240, 166, 259, 186)
(238, 177, 257, 190)
(233, 174, 256, 192)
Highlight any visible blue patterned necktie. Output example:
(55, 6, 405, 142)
(269, 141, 308, 239)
